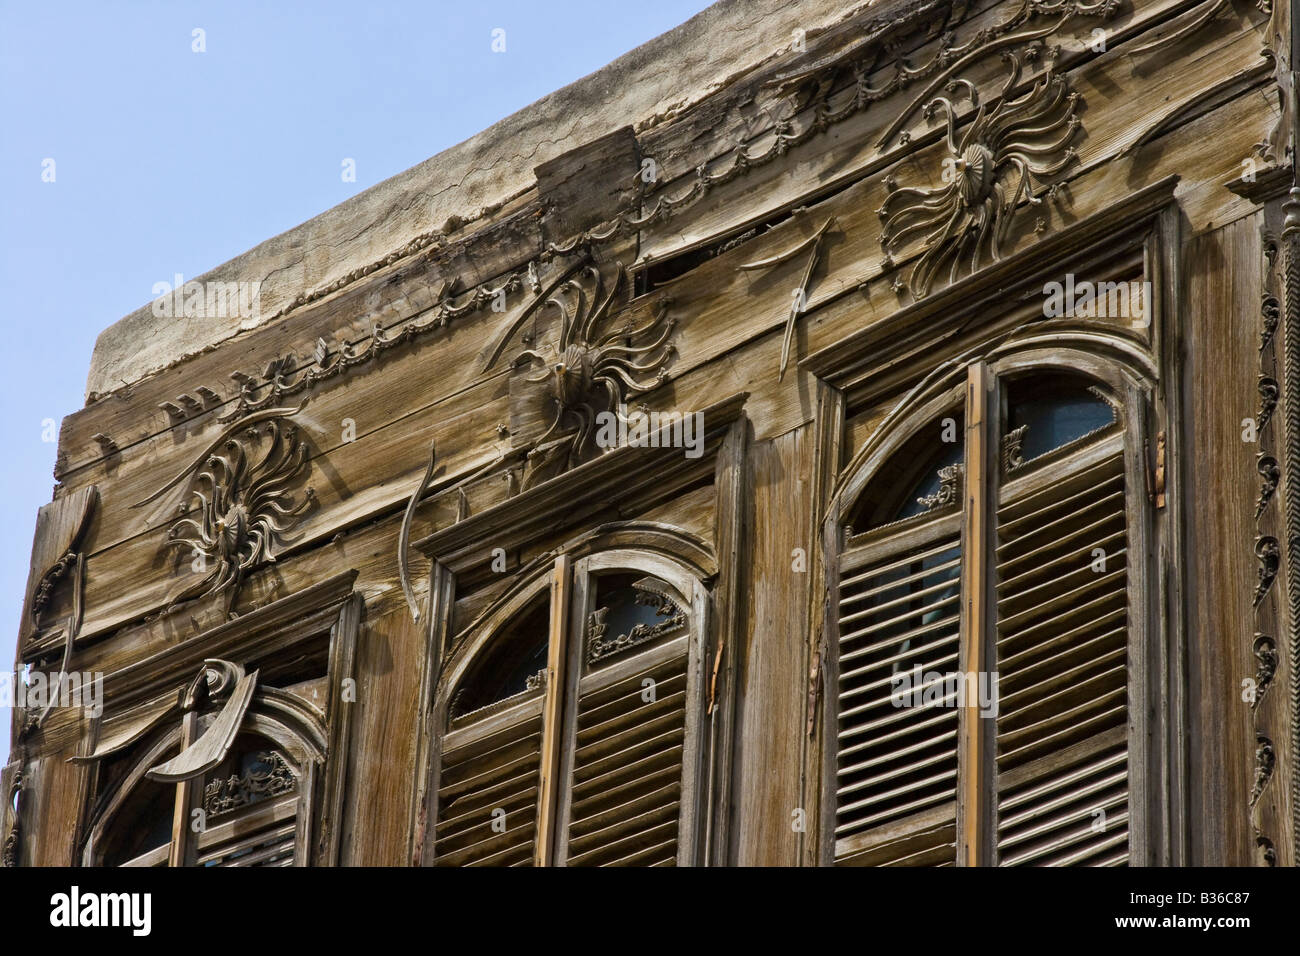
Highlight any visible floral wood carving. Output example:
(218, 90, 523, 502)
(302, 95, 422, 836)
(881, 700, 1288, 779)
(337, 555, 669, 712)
(879, 50, 1080, 298)
(1258, 375, 1279, 431)
(918, 464, 963, 513)
(203, 749, 297, 818)
(1261, 292, 1280, 353)
(587, 578, 688, 665)
(135, 409, 314, 615)
(496, 265, 675, 490)
(1251, 734, 1276, 807)
(1257, 455, 1281, 519)
(1253, 635, 1278, 710)
(1254, 536, 1280, 608)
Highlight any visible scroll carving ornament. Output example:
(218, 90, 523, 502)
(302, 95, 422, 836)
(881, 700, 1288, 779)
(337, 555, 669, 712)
(203, 749, 297, 818)
(879, 49, 1081, 298)
(586, 579, 688, 665)
(134, 410, 314, 616)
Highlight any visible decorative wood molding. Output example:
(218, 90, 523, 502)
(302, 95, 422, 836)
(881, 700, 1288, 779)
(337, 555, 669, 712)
(75, 572, 359, 867)
(498, 264, 675, 488)
(802, 175, 1179, 399)
(1251, 193, 1285, 865)
(92, 570, 358, 711)
(585, 578, 688, 664)
(413, 392, 747, 575)
(19, 485, 97, 652)
(917, 463, 963, 512)
(1129, 0, 1233, 55)
(1257, 454, 1281, 518)
(203, 748, 296, 818)
(1254, 536, 1281, 608)
(136, 412, 315, 616)
(1278, 180, 1300, 865)
(737, 217, 835, 379)
(879, 50, 1080, 298)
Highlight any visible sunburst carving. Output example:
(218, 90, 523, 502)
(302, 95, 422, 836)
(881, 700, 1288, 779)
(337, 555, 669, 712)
(506, 266, 674, 488)
(879, 50, 1080, 298)
(145, 415, 315, 613)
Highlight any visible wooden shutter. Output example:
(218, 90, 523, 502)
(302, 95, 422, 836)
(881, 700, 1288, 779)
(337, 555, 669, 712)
(834, 515, 962, 864)
(434, 695, 545, 867)
(562, 638, 689, 866)
(994, 440, 1129, 866)
(194, 793, 299, 867)
(556, 564, 705, 867)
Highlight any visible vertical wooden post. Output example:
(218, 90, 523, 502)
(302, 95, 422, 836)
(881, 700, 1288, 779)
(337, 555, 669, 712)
(167, 710, 200, 868)
(958, 362, 994, 866)
(535, 553, 572, 866)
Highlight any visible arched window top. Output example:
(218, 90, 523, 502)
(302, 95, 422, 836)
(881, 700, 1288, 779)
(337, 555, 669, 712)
(101, 775, 175, 868)
(1003, 373, 1119, 472)
(449, 592, 550, 726)
(433, 539, 711, 867)
(826, 356, 1142, 867)
(586, 571, 690, 670)
(847, 409, 964, 534)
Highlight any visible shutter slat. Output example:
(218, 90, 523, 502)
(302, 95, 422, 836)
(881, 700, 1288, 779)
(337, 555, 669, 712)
(840, 555, 962, 607)
(564, 644, 689, 867)
(839, 610, 960, 661)
(436, 714, 543, 867)
(996, 450, 1130, 866)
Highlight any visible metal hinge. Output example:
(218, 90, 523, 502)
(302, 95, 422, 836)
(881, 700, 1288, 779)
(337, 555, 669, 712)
(1146, 430, 1167, 509)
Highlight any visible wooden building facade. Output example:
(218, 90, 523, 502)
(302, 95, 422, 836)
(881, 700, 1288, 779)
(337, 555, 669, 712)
(4, 0, 1298, 867)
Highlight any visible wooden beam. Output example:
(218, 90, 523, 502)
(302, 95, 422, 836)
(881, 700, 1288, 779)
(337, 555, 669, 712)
(167, 710, 200, 868)
(958, 361, 995, 866)
(535, 553, 572, 866)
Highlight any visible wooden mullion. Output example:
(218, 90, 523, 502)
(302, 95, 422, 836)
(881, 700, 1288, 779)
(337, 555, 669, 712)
(167, 711, 200, 868)
(957, 362, 996, 866)
(535, 553, 572, 866)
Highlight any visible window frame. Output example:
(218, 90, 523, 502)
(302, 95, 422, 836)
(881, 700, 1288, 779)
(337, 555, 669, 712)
(799, 184, 1186, 867)
(78, 571, 360, 867)
(425, 537, 714, 866)
(818, 349, 1160, 866)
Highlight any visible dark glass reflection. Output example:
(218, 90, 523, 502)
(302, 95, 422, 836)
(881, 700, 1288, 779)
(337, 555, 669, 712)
(1007, 378, 1115, 465)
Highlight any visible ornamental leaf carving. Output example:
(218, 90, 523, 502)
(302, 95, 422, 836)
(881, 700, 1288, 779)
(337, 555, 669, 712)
(504, 266, 675, 489)
(879, 50, 1080, 298)
(1253, 536, 1279, 608)
(142, 414, 315, 614)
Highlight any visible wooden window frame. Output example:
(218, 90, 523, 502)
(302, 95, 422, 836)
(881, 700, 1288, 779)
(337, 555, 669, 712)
(422, 537, 713, 866)
(409, 393, 749, 866)
(800, 179, 1188, 866)
(78, 571, 360, 867)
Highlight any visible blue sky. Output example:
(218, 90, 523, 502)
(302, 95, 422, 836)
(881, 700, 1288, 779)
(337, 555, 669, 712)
(0, 0, 716, 768)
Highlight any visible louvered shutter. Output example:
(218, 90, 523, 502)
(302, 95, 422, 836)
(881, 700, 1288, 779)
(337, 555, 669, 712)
(556, 566, 703, 867)
(561, 640, 689, 866)
(994, 441, 1130, 866)
(434, 695, 545, 866)
(195, 793, 300, 866)
(834, 516, 962, 864)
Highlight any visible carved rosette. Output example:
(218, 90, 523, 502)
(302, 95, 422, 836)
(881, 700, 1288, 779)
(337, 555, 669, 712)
(879, 50, 1080, 298)
(155, 416, 315, 613)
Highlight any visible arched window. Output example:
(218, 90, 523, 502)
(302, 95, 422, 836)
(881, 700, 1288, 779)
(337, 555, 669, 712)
(81, 576, 359, 867)
(827, 362, 1138, 866)
(89, 684, 322, 868)
(432, 547, 710, 866)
